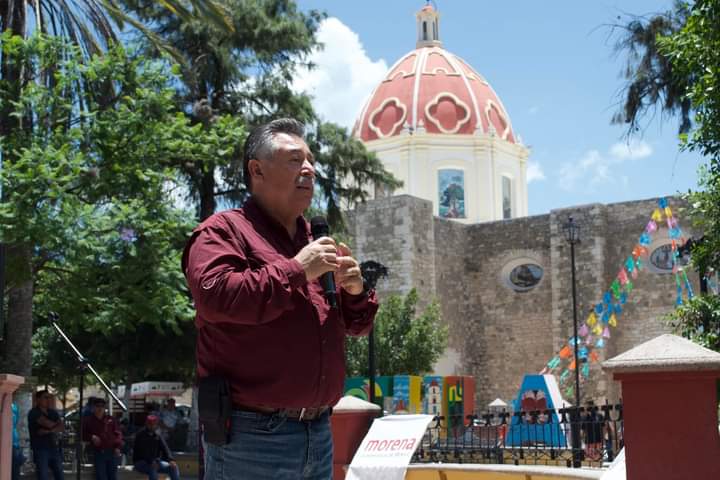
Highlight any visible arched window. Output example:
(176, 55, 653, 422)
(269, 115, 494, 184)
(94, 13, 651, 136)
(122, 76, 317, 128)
(423, 21, 428, 41)
(502, 176, 512, 219)
(438, 169, 466, 219)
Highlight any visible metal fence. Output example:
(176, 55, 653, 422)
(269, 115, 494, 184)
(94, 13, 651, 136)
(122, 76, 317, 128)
(412, 403, 624, 468)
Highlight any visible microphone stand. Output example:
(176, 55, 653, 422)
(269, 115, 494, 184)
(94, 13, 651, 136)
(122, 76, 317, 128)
(50, 314, 127, 480)
(360, 261, 388, 407)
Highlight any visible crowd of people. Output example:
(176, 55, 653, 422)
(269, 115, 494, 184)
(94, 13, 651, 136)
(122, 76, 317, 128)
(11, 392, 183, 480)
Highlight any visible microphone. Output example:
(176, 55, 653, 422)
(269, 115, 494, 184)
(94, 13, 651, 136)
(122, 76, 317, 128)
(310, 216, 338, 308)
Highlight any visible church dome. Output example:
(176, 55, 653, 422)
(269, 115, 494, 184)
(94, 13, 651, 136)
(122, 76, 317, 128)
(353, 5, 516, 143)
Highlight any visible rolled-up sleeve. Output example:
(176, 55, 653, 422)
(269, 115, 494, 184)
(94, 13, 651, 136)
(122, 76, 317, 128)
(184, 220, 307, 326)
(340, 289, 379, 336)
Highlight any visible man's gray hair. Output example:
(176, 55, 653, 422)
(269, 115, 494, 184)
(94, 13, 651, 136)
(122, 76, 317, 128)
(243, 118, 306, 191)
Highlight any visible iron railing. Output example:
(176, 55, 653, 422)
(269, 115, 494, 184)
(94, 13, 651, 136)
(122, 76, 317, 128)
(412, 403, 624, 468)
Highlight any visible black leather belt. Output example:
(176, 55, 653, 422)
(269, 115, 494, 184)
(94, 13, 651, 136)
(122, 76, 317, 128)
(235, 403, 330, 421)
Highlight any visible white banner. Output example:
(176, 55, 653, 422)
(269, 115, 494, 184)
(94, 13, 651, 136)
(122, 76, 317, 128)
(346, 414, 434, 480)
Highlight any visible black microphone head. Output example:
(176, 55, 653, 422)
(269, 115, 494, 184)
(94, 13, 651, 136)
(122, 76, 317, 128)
(310, 216, 329, 238)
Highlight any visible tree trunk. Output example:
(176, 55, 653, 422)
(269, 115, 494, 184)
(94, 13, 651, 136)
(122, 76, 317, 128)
(2, 245, 34, 376)
(199, 168, 216, 221)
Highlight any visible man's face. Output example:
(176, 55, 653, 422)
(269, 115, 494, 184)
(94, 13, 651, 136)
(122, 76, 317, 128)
(38, 393, 52, 409)
(94, 402, 106, 418)
(250, 133, 316, 215)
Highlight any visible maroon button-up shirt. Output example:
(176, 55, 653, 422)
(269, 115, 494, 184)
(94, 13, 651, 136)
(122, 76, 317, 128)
(182, 198, 378, 409)
(82, 414, 123, 451)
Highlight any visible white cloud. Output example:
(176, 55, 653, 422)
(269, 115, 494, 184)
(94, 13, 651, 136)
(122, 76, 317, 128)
(557, 140, 653, 192)
(609, 139, 653, 160)
(293, 18, 388, 129)
(526, 160, 546, 183)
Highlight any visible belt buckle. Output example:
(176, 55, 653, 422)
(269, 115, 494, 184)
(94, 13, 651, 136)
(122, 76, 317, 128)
(299, 408, 306, 421)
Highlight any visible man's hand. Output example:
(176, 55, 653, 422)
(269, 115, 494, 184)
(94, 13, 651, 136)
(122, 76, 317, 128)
(336, 243, 364, 295)
(294, 237, 338, 281)
(91, 435, 101, 447)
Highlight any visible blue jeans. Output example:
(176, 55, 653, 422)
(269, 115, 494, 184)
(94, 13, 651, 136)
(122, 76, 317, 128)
(32, 447, 64, 480)
(12, 446, 25, 480)
(204, 410, 333, 480)
(92, 449, 118, 480)
(134, 460, 180, 480)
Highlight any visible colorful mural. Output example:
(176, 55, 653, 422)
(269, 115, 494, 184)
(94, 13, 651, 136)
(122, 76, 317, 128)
(391, 376, 422, 413)
(443, 376, 475, 430)
(505, 374, 568, 447)
(423, 376, 444, 416)
(344, 376, 393, 409)
(438, 169, 466, 218)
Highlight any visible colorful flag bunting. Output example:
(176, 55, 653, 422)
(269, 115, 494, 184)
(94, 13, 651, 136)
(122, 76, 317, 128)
(651, 208, 663, 222)
(609, 313, 618, 327)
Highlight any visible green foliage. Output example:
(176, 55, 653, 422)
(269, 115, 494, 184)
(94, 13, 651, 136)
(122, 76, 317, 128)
(657, 0, 720, 272)
(0, 34, 206, 384)
(613, 1, 720, 273)
(119, 0, 324, 218)
(120, 1, 400, 225)
(667, 294, 720, 352)
(345, 289, 447, 377)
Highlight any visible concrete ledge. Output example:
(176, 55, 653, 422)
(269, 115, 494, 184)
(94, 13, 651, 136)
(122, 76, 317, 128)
(602, 334, 720, 374)
(406, 464, 604, 479)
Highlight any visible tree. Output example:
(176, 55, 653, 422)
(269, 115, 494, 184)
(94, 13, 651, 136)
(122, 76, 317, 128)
(121, 1, 400, 228)
(0, 0, 234, 380)
(0, 35, 218, 384)
(345, 289, 448, 377)
(612, 1, 720, 273)
(610, 1, 692, 137)
(656, 0, 720, 274)
(119, 0, 323, 220)
(668, 294, 720, 352)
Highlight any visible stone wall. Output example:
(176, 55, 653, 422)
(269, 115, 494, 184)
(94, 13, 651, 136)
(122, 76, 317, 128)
(348, 194, 697, 411)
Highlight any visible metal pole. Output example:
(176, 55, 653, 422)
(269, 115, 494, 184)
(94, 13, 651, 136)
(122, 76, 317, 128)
(570, 240, 581, 411)
(570, 239, 582, 468)
(368, 328, 376, 406)
(77, 362, 85, 480)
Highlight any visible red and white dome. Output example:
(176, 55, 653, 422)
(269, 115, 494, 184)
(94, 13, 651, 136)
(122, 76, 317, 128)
(354, 47, 516, 143)
(353, 6, 516, 143)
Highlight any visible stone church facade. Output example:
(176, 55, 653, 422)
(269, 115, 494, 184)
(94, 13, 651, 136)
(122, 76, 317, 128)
(345, 5, 698, 411)
(347, 194, 695, 410)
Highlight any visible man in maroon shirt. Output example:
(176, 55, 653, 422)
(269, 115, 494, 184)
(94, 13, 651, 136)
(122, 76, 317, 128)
(183, 118, 378, 479)
(81, 398, 123, 480)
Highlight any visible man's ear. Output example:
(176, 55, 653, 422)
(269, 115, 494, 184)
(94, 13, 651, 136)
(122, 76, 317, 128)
(248, 159, 263, 184)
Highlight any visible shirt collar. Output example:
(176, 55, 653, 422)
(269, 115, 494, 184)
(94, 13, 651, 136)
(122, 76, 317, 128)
(244, 196, 309, 247)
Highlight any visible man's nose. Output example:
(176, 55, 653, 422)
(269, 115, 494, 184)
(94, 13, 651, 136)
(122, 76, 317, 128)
(301, 159, 316, 177)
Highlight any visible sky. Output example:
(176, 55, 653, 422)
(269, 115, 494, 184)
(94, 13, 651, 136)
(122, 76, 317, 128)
(294, 0, 705, 216)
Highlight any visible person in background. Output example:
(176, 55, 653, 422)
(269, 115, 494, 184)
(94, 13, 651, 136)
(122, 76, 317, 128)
(12, 401, 26, 480)
(132, 415, 180, 480)
(27, 389, 65, 480)
(82, 398, 123, 480)
(159, 398, 178, 441)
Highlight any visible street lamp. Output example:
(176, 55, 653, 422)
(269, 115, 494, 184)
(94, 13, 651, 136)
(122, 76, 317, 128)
(562, 216, 582, 467)
(360, 260, 388, 406)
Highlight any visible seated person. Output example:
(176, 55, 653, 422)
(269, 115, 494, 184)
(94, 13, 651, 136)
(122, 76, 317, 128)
(132, 415, 180, 480)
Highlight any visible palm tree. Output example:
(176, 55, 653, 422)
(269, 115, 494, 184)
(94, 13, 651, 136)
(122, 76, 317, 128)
(610, 1, 692, 137)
